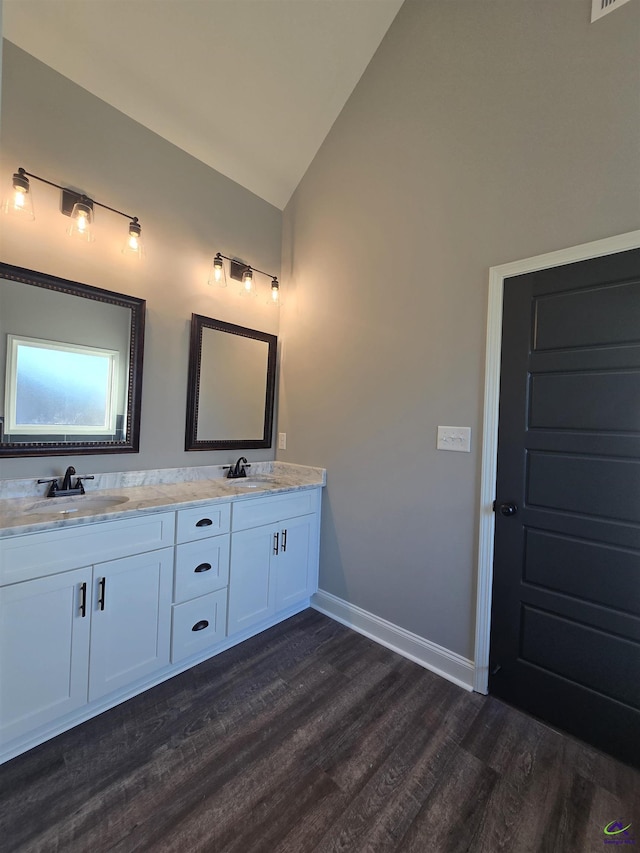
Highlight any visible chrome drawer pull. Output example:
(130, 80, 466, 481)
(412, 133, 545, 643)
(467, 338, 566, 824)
(192, 620, 209, 632)
(194, 563, 212, 573)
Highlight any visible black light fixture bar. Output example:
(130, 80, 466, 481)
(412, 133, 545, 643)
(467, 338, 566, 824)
(214, 252, 277, 283)
(15, 167, 139, 224)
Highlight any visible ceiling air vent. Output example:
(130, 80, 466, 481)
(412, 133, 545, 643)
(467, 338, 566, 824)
(591, 0, 632, 21)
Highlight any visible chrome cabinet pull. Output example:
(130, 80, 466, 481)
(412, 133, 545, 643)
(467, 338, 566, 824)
(281, 528, 287, 553)
(79, 582, 87, 618)
(97, 577, 106, 611)
(273, 531, 279, 555)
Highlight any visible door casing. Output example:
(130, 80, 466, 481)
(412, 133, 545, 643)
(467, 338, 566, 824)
(474, 229, 640, 694)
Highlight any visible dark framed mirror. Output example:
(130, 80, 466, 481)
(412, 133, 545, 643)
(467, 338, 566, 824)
(0, 262, 145, 457)
(185, 314, 277, 451)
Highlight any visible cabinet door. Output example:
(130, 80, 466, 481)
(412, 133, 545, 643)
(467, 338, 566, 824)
(275, 514, 315, 611)
(228, 525, 276, 635)
(89, 549, 173, 702)
(0, 567, 91, 745)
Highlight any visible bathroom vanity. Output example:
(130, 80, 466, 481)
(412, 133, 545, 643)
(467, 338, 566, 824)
(0, 463, 325, 764)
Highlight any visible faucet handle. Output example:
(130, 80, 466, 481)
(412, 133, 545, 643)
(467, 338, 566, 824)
(37, 477, 60, 497)
(74, 475, 95, 494)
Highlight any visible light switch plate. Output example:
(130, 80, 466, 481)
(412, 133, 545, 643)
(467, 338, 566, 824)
(437, 426, 471, 452)
(278, 432, 287, 450)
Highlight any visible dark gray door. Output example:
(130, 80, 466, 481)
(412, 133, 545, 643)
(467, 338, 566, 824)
(489, 248, 640, 767)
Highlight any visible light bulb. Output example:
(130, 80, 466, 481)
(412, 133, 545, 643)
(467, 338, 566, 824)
(268, 277, 280, 306)
(122, 218, 144, 259)
(2, 170, 35, 220)
(208, 253, 226, 287)
(67, 200, 94, 242)
(240, 267, 256, 297)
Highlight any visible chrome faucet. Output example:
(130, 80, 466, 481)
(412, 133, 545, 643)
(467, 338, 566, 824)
(37, 466, 95, 497)
(225, 456, 250, 479)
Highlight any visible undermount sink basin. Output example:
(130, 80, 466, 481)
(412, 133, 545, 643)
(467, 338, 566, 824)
(224, 478, 273, 489)
(26, 496, 130, 515)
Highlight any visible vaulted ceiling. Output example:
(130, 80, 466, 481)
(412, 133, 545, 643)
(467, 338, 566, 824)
(3, 0, 404, 209)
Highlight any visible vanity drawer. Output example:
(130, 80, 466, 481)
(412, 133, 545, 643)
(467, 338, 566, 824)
(176, 503, 231, 543)
(0, 512, 176, 586)
(174, 536, 230, 603)
(231, 489, 320, 532)
(171, 589, 227, 663)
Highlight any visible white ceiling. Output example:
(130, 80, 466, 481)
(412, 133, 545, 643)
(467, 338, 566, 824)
(2, 0, 403, 209)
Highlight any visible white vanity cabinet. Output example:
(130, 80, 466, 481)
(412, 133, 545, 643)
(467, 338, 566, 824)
(228, 490, 320, 635)
(0, 512, 175, 748)
(0, 481, 322, 764)
(171, 503, 231, 663)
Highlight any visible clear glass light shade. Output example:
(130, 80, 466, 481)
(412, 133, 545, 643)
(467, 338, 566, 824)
(240, 267, 257, 297)
(268, 278, 281, 306)
(208, 253, 226, 287)
(2, 172, 35, 220)
(67, 201, 94, 242)
(122, 219, 144, 259)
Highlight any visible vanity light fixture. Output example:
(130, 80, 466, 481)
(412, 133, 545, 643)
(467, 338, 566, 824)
(2, 167, 145, 258)
(209, 252, 280, 305)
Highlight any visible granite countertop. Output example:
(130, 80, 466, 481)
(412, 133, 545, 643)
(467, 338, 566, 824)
(0, 462, 326, 538)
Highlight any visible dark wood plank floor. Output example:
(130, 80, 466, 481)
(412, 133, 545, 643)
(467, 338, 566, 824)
(1, 609, 638, 852)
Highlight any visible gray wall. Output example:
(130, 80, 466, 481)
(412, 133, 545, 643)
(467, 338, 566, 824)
(278, 0, 640, 658)
(0, 41, 282, 479)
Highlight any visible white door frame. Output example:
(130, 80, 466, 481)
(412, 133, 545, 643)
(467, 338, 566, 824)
(473, 229, 640, 694)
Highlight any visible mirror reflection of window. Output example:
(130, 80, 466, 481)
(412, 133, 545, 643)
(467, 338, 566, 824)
(5, 336, 120, 436)
(0, 264, 144, 456)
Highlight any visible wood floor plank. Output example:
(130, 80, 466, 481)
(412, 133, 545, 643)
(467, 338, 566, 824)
(466, 776, 528, 853)
(461, 695, 547, 778)
(319, 662, 449, 795)
(398, 747, 499, 853)
(218, 766, 344, 853)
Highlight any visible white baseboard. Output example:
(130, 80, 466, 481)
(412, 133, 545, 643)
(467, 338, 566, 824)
(311, 590, 475, 692)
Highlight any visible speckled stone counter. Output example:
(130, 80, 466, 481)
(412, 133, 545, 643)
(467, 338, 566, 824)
(0, 462, 326, 537)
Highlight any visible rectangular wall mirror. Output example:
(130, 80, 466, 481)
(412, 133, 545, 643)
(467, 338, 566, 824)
(0, 262, 145, 457)
(185, 314, 277, 451)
